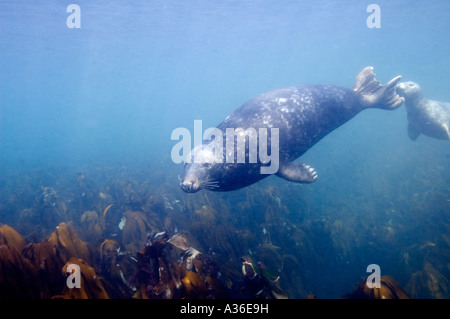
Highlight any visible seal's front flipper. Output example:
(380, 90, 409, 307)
(276, 162, 318, 183)
(353, 66, 405, 110)
(408, 123, 420, 141)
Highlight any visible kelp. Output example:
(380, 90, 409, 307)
(134, 233, 227, 299)
(406, 262, 450, 299)
(240, 256, 288, 299)
(99, 238, 138, 298)
(0, 224, 26, 251)
(0, 245, 41, 298)
(54, 257, 109, 299)
(1, 164, 449, 299)
(80, 210, 103, 243)
(344, 275, 410, 299)
(120, 210, 159, 255)
(21, 222, 95, 297)
(48, 222, 94, 265)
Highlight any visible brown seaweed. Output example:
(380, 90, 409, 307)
(54, 257, 109, 299)
(344, 275, 410, 299)
(0, 224, 26, 251)
(0, 245, 41, 298)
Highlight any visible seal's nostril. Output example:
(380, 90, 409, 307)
(181, 180, 194, 192)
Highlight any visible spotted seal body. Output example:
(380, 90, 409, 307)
(181, 67, 404, 193)
(396, 81, 450, 141)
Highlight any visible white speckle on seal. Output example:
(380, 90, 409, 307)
(118, 216, 126, 230)
(277, 97, 287, 105)
(290, 94, 300, 105)
(263, 115, 272, 125)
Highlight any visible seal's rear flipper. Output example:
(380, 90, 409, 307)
(408, 123, 420, 141)
(276, 162, 318, 183)
(442, 123, 450, 140)
(353, 66, 405, 110)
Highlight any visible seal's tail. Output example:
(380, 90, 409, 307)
(353, 66, 404, 110)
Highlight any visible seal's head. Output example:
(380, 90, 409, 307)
(396, 81, 422, 100)
(180, 145, 222, 193)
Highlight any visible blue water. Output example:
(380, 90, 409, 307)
(1, 0, 449, 298)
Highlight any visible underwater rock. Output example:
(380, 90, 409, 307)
(54, 257, 109, 299)
(345, 275, 410, 299)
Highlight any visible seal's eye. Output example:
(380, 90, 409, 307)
(203, 163, 211, 168)
(409, 83, 414, 87)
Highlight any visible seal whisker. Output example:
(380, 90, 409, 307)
(204, 179, 219, 184)
(204, 185, 220, 190)
(203, 180, 220, 189)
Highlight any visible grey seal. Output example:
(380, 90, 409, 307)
(181, 67, 404, 193)
(396, 81, 450, 141)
